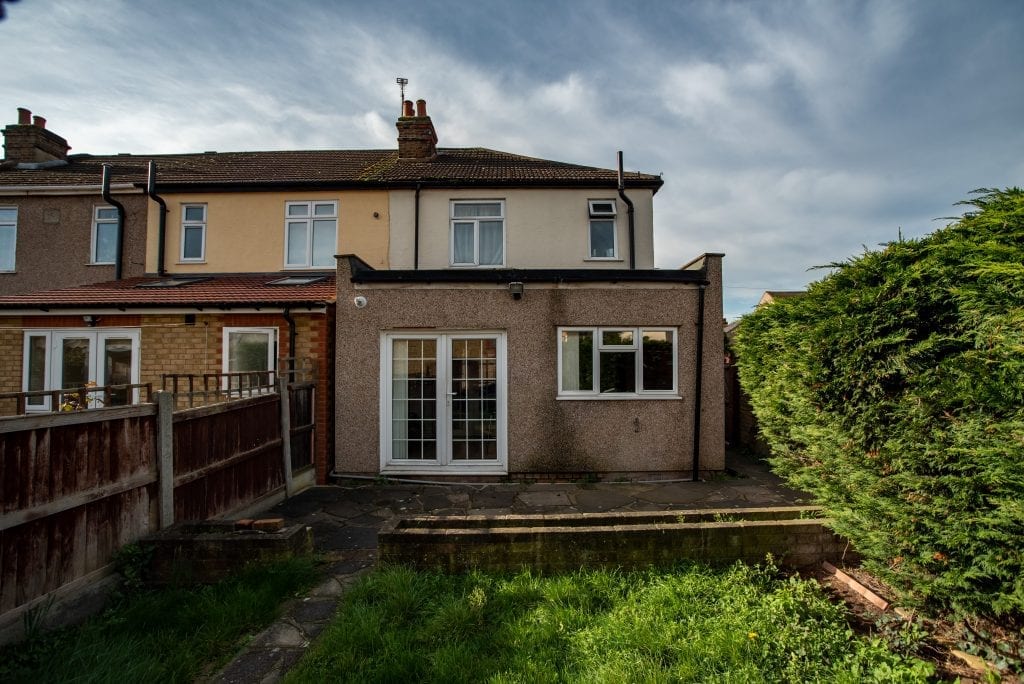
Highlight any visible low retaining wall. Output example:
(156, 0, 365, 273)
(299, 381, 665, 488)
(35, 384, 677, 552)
(379, 506, 855, 572)
(142, 521, 314, 585)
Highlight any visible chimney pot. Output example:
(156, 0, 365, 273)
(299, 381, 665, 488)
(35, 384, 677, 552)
(402, 100, 414, 117)
(17, 108, 31, 125)
(416, 99, 427, 117)
(33, 115, 46, 129)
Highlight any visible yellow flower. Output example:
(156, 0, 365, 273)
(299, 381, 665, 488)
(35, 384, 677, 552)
(748, 632, 758, 640)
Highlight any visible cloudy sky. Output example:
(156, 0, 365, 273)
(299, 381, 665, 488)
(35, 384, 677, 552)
(2, 0, 1022, 319)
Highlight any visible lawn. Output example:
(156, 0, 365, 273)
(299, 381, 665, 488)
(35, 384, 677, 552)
(0, 555, 318, 684)
(287, 561, 934, 683)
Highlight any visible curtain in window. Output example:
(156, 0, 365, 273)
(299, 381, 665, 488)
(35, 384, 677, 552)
(560, 331, 593, 391)
(392, 340, 408, 459)
(479, 221, 503, 265)
(453, 223, 474, 263)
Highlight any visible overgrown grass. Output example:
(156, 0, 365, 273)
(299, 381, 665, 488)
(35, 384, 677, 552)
(0, 556, 318, 684)
(287, 562, 934, 683)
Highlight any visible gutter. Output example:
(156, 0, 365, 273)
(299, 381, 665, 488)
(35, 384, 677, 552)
(101, 165, 126, 280)
(617, 151, 636, 270)
(0, 183, 138, 196)
(146, 161, 169, 277)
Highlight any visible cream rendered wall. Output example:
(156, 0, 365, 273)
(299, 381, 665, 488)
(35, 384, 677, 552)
(146, 190, 389, 273)
(388, 187, 654, 270)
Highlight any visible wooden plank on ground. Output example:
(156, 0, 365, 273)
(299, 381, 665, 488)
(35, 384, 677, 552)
(822, 561, 890, 611)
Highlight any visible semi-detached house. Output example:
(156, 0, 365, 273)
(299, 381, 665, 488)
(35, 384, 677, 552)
(0, 99, 725, 483)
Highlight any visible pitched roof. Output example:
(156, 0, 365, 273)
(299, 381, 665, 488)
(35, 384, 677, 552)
(0, 148, 663, 191)
(0, 273, 336, 310)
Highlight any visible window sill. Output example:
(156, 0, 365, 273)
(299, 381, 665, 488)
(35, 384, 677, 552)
(584, 257, 623, 262)
(177, 260, 206, 265)
(448, 264, 506, 269)
(381, 463, 508, 475)
(87, 262, 115, 267)
(557, 394, 681, 401)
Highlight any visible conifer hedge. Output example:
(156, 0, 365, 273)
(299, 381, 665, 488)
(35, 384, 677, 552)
(734, 188, 1024, 617)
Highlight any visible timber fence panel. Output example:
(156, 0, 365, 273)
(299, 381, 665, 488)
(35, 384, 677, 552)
(0, 406, 158, 616)
(170, 394, 286, 522)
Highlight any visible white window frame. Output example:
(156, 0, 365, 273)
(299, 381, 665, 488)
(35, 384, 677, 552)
(1, 206, 18, 272)
(180, 204, 207, 262)
(222, 327, 278, 390)
(22, 328, 142, 412)
(284, 200, 337, 269)
(90, 205, 119, 265)
(379, 331, 508, 475)
(587, 199, 618, 260)
(557, 326, 679, 399)
(449, 200, 506, 268)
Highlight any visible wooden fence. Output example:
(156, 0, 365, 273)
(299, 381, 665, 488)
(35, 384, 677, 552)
(0, 378, 314, 640)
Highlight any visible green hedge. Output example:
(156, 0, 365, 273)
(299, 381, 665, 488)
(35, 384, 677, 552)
(734, 188, 1024, 617)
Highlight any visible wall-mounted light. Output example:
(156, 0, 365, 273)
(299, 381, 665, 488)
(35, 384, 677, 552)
(82, 315, 99, 327)
(509, 282, 524, 300)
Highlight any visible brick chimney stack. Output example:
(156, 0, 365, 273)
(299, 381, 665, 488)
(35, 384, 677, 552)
(396, 98, 438, 160)
(2, 108, 71, 163)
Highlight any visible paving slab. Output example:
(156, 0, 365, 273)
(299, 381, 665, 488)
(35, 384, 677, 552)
(517, 490, 572, 507)
(214, 647, 296, 684)
(252, 622, 306, 648)
(289, 598, 338, 623)
(323, 499, 371, 519)
(571, 488, 636, 513)
(469, 489, 519, 508)
(638, 483, 715, 504)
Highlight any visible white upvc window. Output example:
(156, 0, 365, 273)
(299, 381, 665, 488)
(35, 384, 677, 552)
(285, 201, 337, 268)
(222, 327, 278, 390)
(450, 200, 505, 267)
(558, 327, 678, 398)
(22, 328, 142, 412)
(587, 199, 617, 260)
(181, 204, 207, 262)
(91, 206, 118, 265)
(0, 206, 16, 272)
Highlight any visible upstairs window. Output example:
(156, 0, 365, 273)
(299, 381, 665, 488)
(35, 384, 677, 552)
(91, 206, 119, 264)
(0, 207, 16, 272)
(588, 199, 617, 259)
(558, 327, 677, 397)
(451, 201, 504, 267)
(285, 201, 337, 268)
(181, 204, 207, 262)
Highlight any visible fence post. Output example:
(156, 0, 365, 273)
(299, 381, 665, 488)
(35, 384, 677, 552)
(279, 376, 294, 497)
(156, 391, 175, 529)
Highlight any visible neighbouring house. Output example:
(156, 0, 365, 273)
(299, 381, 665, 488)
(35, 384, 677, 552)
(333, 100, 725, 480)
(0, 108, 148, 295)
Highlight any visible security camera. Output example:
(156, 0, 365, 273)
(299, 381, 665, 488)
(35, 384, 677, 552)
(353, 295, 368, 308)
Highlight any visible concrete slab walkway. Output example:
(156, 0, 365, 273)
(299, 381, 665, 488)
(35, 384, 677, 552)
(208, 452, 809, 683)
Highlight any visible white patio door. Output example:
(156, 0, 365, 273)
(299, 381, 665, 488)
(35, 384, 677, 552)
(52, 330, 140, 407)
(381, 332, 507, 474)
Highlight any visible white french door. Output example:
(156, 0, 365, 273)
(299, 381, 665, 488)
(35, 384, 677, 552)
(381, 332, 507, 474)
(25, 329, 140, 411)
